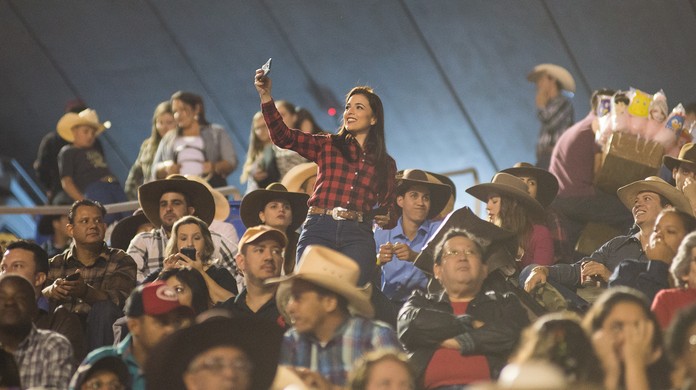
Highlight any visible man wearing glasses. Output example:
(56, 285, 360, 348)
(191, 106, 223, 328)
(398, 227, 529, 388)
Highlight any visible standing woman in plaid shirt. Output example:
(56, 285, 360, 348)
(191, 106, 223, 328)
(254, 69, 397, 285)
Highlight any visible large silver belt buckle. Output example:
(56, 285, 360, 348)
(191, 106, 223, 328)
(331, 207, 348, 221)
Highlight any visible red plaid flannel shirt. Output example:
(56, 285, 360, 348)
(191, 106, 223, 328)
(262, 100, 396, 227)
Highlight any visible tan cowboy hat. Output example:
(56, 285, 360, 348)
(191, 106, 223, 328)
(527, 63, 576, 93)
(466, 173, 545, 218)
(617, 176, 693, 216)
(414, 207, 516, 275)
(266, 245, 374, 319)
(281, 162, 318, 193)
(183, 174, 230, 221)
(500, 162, 559, 208)
(241, 183, 309, 231)
(396, 169, 452, 219)
(664, 143, 696, 171)
(56, 108, 111, 142)
(138, 175, 215, 228)
(427, 172, 457, 219)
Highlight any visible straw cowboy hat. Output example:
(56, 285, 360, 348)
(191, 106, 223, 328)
(110, 209, 152, 251)
(664, 143, 696, 171)
(281, 162, 318, 193)
(414, 207, 516, 276)
(138, 175, 215, 228)
(396, 169, 452, 219)
(617, 176, 693, 216)
(466, 173, 545, 218)
(183, 174, 230, 221)
(266, 245, 375, 319)
(241, 183, 309, 232)
(526, 63, 576, 93)
(56, 108, 111, 142)
(501, 162, 559, 208)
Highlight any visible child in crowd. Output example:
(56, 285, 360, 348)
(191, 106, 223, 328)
(57, 108, 127, 224)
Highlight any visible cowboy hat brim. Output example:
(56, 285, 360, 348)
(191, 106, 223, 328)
(466, 181, 545, 218)
(56, 113, 107, 143)
(240, 187, 309, 232)
(414, 207, 516, 275)
(145, 317, 282, 390)
(138, 178, 215, 228)
(269, 273, 374, 320)
(396, 177, 452, 219)
(110, 213, 151, 251)
(281, 162, 318, 193)
(526, 63, 576, 93)
(500, 166, 559, 208)
(184, 175, 230, 221)
(617, 177, 694, 216)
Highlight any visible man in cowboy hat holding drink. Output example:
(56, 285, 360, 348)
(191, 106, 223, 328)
(127, 175, 238, 282)
(267, 245, 401, 388)
(375, 169, 451, 307)
(56, 108, 127, 224)
(523, 176, 693, 305)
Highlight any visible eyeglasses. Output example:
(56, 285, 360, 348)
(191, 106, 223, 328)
(442, 249, 481, 260)
(187, 357, 254, 375)
(82, 379, 124, 390)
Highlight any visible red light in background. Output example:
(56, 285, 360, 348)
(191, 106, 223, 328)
(327, 107, 337, 116)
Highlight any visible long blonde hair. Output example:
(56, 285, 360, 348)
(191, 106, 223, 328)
(240, 111, 270, 183)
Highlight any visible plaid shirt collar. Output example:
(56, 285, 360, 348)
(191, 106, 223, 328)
(64, 242, 109, 266)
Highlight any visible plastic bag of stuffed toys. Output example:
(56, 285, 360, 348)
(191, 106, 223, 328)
(595, 88, 692, 157)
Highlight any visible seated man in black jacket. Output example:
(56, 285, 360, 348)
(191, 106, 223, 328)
(399, 224, 529, 388)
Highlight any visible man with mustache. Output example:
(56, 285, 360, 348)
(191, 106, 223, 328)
(220, 225, 288, 328)
(398, 219, 529, 387)
(42, 199, 136, 349)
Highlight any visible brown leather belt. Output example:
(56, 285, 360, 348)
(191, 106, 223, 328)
(308, 206, 364, 223)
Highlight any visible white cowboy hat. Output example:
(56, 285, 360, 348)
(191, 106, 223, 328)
(56, 108, 111, 142)
(266, 245, 374, 319)
(617, 176, 693, 216)
(526, 63, 576, 93)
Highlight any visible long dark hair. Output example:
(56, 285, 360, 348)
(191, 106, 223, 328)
(170, 91, 209, 127)
(497, 194, 533, 252)
(157, 268, 210, 315)
(333, 86, 390, 195)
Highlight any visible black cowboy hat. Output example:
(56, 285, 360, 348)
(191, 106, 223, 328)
(413, 207, 516, 275)
(240, 183, 309, 232)
(500, 162, 559, 208)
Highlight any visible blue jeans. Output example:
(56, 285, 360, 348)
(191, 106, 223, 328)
(84, 181, 128, 224)
(296, 214, 377, 285)
(86, 300, 122, 350)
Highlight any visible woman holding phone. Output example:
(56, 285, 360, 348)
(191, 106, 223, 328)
(254, 68, 397, 285)
(161, 215, 237, 304)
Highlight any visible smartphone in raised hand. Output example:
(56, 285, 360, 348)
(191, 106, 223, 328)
(261, 58, 272, 77)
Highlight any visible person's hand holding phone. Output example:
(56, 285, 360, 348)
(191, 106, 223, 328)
(61, 270, 88, 298)
(254, 58, 273, 104)
(179, 247, 204, 272)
